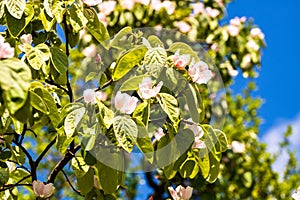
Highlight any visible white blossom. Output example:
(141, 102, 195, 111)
(168, 185, 193, 200)
(32, 180, 55, 198)
(114, 91, 138, 114)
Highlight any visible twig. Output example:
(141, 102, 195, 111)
(47, 144, 81, 184)
(26, 129, 37, 137)
(45, 79, 69, 94)
(0, 175, 31, 192)
(61, 170, 83, 196)
(7, 160, 31, 173)
(19, 124, 27, 144)
(35, 137, 57, 166)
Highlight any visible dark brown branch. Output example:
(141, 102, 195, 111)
(35, 137, 57, 166)
(145, 172, 165, 200)
(61, 170, 83, 196)
(47, 144, 81, 184)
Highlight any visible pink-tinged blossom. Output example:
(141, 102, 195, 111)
(120, 0, 135, 10)
(231, 141, 245, 153)
(211, 43, 219, 51)
(227, 25, 240, 37)
(215, 0, 224, 7)
(19, 34, 33, 52)
(250, 28, 265, 40)
(135, 0, 150, 5)
(193, 138, 206, 149)
(139, 77, 163, 99)
(83, 44, 97, 58)
(242, 53, 252, 67)
(32, 180, 55, 198)
(168, 185, 193, 200)
(192, 2, 205, 15)
(206, 7, 220, 18)
(96, 53, 102, 63)
(173, 50, 190, 70)
(150, 0, 162, 11)
(230, 17, 242, 26)
(186, 119, 206, 149)
(246, 40, 260, 51)
(154, 127, 165, 142)
(174, 21, 191, 33)
(114, 91, 138, 114)
(98, 1, 117, 16)
(97, 13, 108, 27)
(161, 1, 175, 15)
(188, 58, 213, 84)
(83, 89, 107, 104)
(82, 0, 102, 6)
(292, 186, 300, 200)
(0, 36, 14, 59)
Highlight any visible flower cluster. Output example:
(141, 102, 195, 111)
(168, 185, 193, 200)
(0, 35, 14, 59)
(191, 2, 220, 18)
(32, 180, 55, 198)
(231, 140, 245, 153)
(173, 50, 213, 84)
(227, 16, 246, 37)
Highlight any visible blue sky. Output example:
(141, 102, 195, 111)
(226, 0, 300, 135)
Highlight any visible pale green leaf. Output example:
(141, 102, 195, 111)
(144, 47, 167, 78)
(64, 107, 86, 138)
(179, 159, 199, 179)
(29, 90, 50, 114)
(72, 156, 90, 178)
(110, 26, 132, 49)
(69, 3, 88, 32)
(119, 75, 150, 92)
(133, 101, 150, 127)
(97, 102, 114, 129)
(25, 44, 50, 70)
(168, 42, 200, 62)
(113, 46, 148, 81)
(77, 168, 94, 195)
(113, 116, 138, 153)
(5, 0, 25, 19)
(206, 152, 220, 183)
(50, 46, 68, 74)
(157, 93, 180, 129)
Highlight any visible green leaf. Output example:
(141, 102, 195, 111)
(64, 107, 86, 138)
(163, 163, 177, 180)
(25, 44, 51, 70)
(110, 27, 132, 49)
(97, 102, 114, 129)
(68, 3, 88, 32)
(179, 159, 199, 179)
(5, 4, 34, 37)
(0, 149, 12, 161)
(40, 8, 56, 32)
(0, 163, 9, 187)
(11, 146, 26, 165)
(119, 75, 150, 92)
(215, 129, 228, 152)
(157, 93, 180, 129)
(72, 156, 90, 178)
(148, 35, 164, 48)
(206, 152, 220, 183)
(51, 0, 66, 23)
(113, 116, 138, 153)
(29, 90, 50, 114)
(0, 0, 5, 18)
(242, 171, 253, 188)
(96, 161, 121, 194)
(144, 47, 167, 78)
(83, 8, 109, 44)
(113, 46, 148, 81)
(168, 42, 200, 62)
(0, 58, 31, 115)
(41, 88, 60, 127)
(5, 0, 26, 19)
(56, 127, 73, 153)
(133, 101, 150, 127)
(134, 118, 154, 163)
(198, 154, 210, 179)
(184, 83, 201, 123)
(57, 103, 84, 128)
(77, 168, 94, 195)
(11, 118, 24, 135)
(50, 47, 68, 74)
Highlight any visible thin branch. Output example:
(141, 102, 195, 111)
(47, 144, 81, 184)
(0, 175, 32, 192)
(35, 137, 57, 166)
(45, 79, 69, 94)
(61, 170, 83, 196)
(19, 123, 27, 144)
(26, 129, 38, 137)
(7, 160, 31, 173)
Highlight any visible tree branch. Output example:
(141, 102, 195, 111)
(61, 170, 83, 196)
(47, 144, 81, 184)
(35, 137, 57, 166)
(0, 175, 32, 192)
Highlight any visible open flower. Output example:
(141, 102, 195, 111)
(114, 91, 138, 114)
(231, 140, 245, 153)
(185, 119, 206, 149)
(206, 7, 220, 18)
(250, 28, 265, 40)
(83, 44, 97, 58)
(82, 0, 102, 6)
(188, 58, 213, 84)
(0, 35, 14, 59)
(161, 1, 175, 15)
(139, 77, 163, 99)
(83, 89, 107, 104)
(19, 33, 32, 52)
(168, 185, 193, 200)
(32, 180, 55, 198)
(246, 40, 260, 51)
(120, 0, 135, 10)
(292, 186, 300, 200)
(173, 50, 190, 70)
(175, 21, 191, 33)
(191, 2, 205, 15)
(98, 1, 116, 16)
